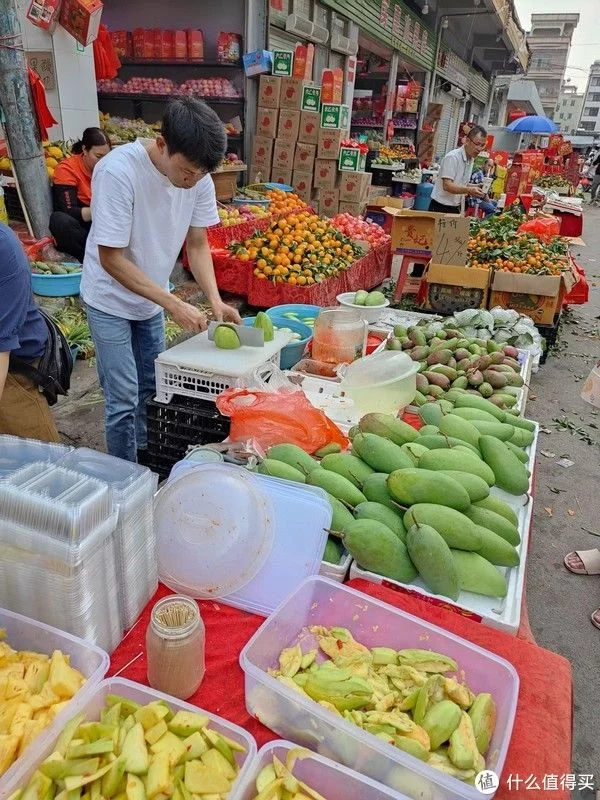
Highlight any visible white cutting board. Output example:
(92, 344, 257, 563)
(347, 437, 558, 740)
(155, 329, 292, 376)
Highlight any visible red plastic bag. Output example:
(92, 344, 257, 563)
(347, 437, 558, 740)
(517, 216, 560, 241)
(216, 388, 348, 454)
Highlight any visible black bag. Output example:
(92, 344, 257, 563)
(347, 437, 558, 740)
(9, 310, 73, 406)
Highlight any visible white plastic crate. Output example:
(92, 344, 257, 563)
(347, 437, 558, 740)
(3, 678, 257, 798)
(230, 740, 413, 800)
(154, 330, 289, 404)
(319, 548, 352, 583)
(0, 607, 109, 795)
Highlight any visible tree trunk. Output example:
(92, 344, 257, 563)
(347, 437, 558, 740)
(0, 0, 52, 238)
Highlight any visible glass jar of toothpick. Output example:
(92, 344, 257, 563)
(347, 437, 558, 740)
(146, 595, 205, 699)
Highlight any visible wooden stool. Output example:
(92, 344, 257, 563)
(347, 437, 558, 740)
(393, 253, 429, 301)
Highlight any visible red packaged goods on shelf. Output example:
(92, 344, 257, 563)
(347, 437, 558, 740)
(161, 30, 174, 59)
(173, 30, 187, 59)
(26, 0, 61, 32)
(110, 30, 128, 58)
(59, 0, 103, 46)
(217, 32, 242, 63)
(153, 29, 164, 59)
(187, 30, 204, 60)
(257, 107, 278, 138)
(133, 28, 153, 59)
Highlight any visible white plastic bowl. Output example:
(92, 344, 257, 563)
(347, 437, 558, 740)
(337, 291, 390, 324)
(341, 350, 419, 415)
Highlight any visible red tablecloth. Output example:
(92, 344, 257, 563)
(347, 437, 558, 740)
(212, 242, 392, 306)
(108, 579, 572, 800)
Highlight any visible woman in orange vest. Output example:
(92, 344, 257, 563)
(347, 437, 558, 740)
(49, 127, 111, 262)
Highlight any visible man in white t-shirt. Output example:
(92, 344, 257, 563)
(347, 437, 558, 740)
(430, 124, 487, 214)
(82, 97, 241, 463)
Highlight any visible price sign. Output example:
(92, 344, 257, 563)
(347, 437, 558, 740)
(403, 15, 413, 46)
(392, 4, 402, 37)
(27, 50, 55, 90)
(380, 0, 390, 27)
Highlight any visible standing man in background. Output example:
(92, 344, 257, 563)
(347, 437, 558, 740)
(82, 97, 241, 464)
(430, 124, 488, 214)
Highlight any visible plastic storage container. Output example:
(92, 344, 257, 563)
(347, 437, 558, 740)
(341, 350, 420, 415)
(230, 740, 412, 800)
(240, 576, 519, 800)
(0, 434, 71, 476)
(0, 607, 109, 795)
(3, 678, 257, 798)
(312, 308, 367, 365)
(58, 449, 159, 630)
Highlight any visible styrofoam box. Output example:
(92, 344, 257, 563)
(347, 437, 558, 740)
(0, 608, 109, 794)
(319, 548, 352, 583)
(350, 422, 538, 635)
(240, 576, 519, 800)
(3, 678, 257, 797)
(230, 740, 413, 800)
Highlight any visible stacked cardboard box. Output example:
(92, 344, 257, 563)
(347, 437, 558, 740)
(250, 72, 371, 218)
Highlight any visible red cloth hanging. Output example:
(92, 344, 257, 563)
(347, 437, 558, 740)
(93, 24, 121, 79)
(27, 66, 57, 141)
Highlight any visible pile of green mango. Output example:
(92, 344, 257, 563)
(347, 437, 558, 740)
(270, 627, 497, 786)
(256, 392, 535, 602)
(386, 322, 525, 410)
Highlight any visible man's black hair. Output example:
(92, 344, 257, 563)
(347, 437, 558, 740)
(161, 97, 226, 172)
(468, 124, 488, 140)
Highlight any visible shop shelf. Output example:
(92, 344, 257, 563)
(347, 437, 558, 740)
(0, 607, 109, 795)
(240, 576, 519, 800)
(98, 91, 243, 104)
(2, 678, 256, 798)
(120, 58, 242, 67)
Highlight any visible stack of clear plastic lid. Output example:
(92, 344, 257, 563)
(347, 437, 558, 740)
(58, 449, 159, 629)
(0, 434, 72, 477)
(0, 463, 122, 653)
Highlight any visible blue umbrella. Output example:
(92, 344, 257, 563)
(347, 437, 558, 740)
(506, 115, 558, 133)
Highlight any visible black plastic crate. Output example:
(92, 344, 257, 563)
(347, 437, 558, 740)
(146, 395, 230, 480)
(536, 313, 562, 365)
(4, 186, 25, 223)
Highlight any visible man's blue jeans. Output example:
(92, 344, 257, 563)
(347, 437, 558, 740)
(86, 305, 165, 462)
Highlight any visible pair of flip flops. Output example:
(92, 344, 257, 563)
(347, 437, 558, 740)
(564, 549, 600, 630)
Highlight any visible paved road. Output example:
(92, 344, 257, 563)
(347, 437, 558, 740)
(526, 204, 600, 791)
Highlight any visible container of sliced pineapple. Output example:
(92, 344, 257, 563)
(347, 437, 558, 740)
(3, 678, 257, 800)
(0, 607, 109, 791)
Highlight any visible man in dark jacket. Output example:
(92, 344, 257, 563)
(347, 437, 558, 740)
(0, 223, 60, 441)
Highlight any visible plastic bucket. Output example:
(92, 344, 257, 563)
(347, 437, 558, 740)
(243, 316, 312, 369)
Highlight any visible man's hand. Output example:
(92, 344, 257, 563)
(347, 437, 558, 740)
(169, 299, 208, 332)
(467, 185, 486, 198)
(211, 299, 242, 324)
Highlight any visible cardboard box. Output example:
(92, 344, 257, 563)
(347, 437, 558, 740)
(339, 201, 367, 215)
(280, 77, 309, 109)
(339, 171, 372, 203)
(301, 86, 321, 112)
(321, 68, 343, 103)
(292, 171, 313, 203)
(299, 111, 320, 144)
(258, 75, 281, 109)
(243, 50, 273, 76)
(173, 30, 187, 59)
(270, 167, 293, 186)
(273, 50, 294, 76)
(249, 166, 267, 183)
(489, 269, 575, 325)
(273, 139, 295, 171)
(293, 43, 314, 80)
(277, 109, 301, 143)
(384, 209, 461, 254)
(293, 142, 316, 173)
(251, 135, 274, 171)
(365, 197, 405, 232)
(313, 159, 338, 189)
(187, 30, 204, 60)
(59, 0, 103, 45)
(257, 107, 278, 138)
(423, 262, 491, 313)
(26, 0, 61, 32)
(317, 128, 344, 160)
(321, 103, 350, 130)
(319, 189, 339, 217)
(338, 147, 366, 172)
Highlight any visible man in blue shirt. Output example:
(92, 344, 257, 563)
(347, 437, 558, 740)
(0, 223, 60, 441)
